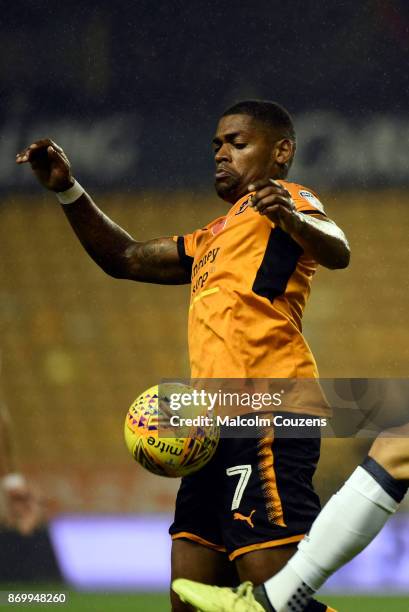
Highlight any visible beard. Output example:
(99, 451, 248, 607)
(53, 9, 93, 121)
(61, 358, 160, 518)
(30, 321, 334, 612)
(214, 174, 243, 203)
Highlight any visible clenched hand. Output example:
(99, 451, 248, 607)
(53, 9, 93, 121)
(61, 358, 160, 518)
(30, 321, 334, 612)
(16, 139, 74, 192)
(248, 178, 301, 234)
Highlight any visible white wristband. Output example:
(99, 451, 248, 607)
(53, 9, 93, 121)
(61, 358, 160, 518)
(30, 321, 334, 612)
(1, 473, 27, 490)
(56, 180, 85, 205)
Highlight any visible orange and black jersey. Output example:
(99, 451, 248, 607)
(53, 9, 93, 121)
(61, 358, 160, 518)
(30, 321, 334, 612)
(175, 181, 327, 380)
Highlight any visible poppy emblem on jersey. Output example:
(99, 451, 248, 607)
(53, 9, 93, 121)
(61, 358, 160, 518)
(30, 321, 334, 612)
(211, 218, 228, 235)
(233, 509, 256, 528)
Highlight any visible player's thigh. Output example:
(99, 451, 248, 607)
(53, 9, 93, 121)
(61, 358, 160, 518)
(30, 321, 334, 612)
(235, 542, 297, 584)
(221, 434, 321, 558)
(369, 423, 409, 480)
(171, 539, 239, 611)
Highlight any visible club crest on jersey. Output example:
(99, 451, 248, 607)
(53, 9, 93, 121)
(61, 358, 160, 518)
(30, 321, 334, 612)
(299, 190, 325, 213)
(235, 196, 251, 216)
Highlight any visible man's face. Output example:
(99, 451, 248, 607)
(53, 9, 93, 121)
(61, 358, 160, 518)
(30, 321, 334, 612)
(212, 114, 276, 203)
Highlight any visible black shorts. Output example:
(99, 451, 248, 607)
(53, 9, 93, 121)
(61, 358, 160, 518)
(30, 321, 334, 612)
(169, 424, 321, 561)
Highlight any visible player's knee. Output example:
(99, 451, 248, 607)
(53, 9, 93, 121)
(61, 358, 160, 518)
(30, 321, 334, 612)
(235, 544, 298, 585)
(369, 433, 409, 480)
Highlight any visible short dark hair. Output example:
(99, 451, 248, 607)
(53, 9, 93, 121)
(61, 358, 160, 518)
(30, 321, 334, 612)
(221, 99, 296, 145)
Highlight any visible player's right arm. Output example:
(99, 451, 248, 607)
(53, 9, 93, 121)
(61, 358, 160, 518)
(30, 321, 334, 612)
(16, 140, 190, 285)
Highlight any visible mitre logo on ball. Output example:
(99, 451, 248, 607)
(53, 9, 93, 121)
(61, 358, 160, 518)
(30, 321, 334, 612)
(124, 382, 219, 477)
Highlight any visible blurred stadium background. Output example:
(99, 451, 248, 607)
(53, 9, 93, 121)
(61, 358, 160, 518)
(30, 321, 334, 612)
(1, 1, 409, 610)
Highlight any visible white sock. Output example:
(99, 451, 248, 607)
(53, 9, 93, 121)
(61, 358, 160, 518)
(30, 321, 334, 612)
(264, 466, 399, 612)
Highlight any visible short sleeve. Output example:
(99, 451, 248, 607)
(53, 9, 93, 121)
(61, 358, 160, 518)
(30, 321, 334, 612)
(172, 230, 202, 273)
(172, 213, 227, 271)
(171, 235, 192, 273)
(283, 182, 327, 216)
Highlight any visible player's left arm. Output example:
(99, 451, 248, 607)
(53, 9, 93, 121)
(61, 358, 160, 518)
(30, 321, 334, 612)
(248, 180, 350, 269)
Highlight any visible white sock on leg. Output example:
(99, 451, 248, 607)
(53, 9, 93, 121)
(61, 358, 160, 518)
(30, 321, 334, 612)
(264, 466, 399, 612)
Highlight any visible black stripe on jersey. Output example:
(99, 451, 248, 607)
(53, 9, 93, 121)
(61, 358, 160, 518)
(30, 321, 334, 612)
(177, 236, 194, 273)
(252, 227, 303, 302)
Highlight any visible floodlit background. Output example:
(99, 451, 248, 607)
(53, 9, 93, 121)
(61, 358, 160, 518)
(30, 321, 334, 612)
(1, 1, 409, 610)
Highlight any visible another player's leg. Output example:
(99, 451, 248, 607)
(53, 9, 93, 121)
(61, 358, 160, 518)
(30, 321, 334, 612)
(257, 427, 409, 611)
(368, 423, 409, 480)
(172, 429, 409, 611)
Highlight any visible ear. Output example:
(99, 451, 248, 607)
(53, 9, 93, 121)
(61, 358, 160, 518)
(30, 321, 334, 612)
(273, 138, 295, 166)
